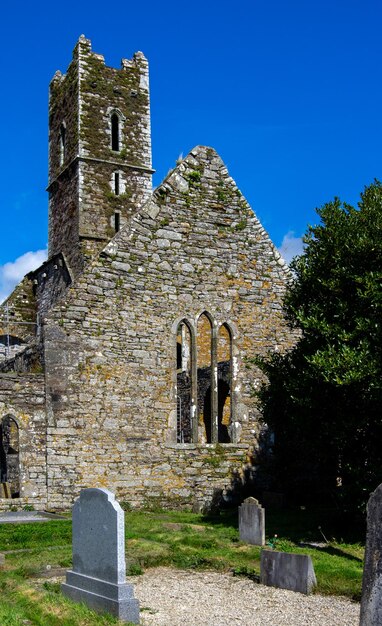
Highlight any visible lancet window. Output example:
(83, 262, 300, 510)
(59, 122, 66, 166)
(111, 113, 120, 151)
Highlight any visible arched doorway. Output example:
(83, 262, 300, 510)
(0, 415, 20, 498)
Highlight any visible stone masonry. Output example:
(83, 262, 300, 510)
(0, 36, 297, 511)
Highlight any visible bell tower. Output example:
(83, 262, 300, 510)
(47, 35, 153, 276)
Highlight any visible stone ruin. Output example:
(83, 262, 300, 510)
(0, 35, 298, 513)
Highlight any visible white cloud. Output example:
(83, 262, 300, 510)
(278, 231, 304, 264)
(0, 248, 48, 304)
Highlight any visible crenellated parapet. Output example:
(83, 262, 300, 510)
(48, 35, 153, 277)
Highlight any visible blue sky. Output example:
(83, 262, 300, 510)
(1, 0, 381, 300)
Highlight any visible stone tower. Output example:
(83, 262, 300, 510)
(47, 35, 153, 276)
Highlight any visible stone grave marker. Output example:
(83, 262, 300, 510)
(62, 488, 140, 623)
(360, 483, 382, 625)
(239, 497, 265, 545)
(260, 550, 317, 594)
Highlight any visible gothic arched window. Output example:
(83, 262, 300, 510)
(197, 312, 213, 443)
(176, 319, 194, 443)
(174, 314, 236, 445)
(217, 323, 233, 443)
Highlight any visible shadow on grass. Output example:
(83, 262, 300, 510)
(201, 509, 238, 529)
(202, 504, 366, 547)
(305, 544, 363, 563)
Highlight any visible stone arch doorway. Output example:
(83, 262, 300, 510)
(0, 415, 20, 498)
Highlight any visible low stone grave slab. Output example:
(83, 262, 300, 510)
(0, 511, 66, 524)
(239, 497, 265, 545)
(260, 549, 317, 594)
(62, 488, 139, 623)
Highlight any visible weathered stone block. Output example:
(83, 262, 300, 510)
(360, 483, 382, 625)
(238, 497, 265, 545)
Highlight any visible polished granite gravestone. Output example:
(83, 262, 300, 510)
(238, 497, 265, 545)
(62, 488, 139, 623)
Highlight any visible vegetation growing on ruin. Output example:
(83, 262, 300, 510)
(203, 443, 226, 467)
(79, 51, 148, 164)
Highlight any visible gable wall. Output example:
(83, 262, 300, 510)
(43, 147, 297, 510)
(0, 278, 37, 361)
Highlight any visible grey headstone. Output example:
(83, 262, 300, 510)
(260, 549, 317, 594)
(239, 497, 265, 545)
(360, 483, 382, 625)
(62, 488, 139, 623)
(0, 553, 5, 567)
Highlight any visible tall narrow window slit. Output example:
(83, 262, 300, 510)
(111, 114, 119, 151)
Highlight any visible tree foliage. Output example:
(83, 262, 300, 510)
(257, 180, 382, 509)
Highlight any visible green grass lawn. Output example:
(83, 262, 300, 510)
(0, 506, 364, 625)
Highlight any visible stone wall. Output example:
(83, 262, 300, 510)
(0, 278, 37, 361)
(30, 253, 72, 321)
(42, 145, 297, 510)
(0, 343, 42, 374)
(0, 373, 47, 509)
(48, 38, 80, 273)
(48, 167, 81, 276)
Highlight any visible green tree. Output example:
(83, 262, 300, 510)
(257, 180, 382, 510)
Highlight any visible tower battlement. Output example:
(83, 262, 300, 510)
(48, 35, 153, 276)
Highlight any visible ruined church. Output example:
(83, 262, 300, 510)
(0, 36, 295, 511)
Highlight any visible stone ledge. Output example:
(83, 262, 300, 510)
(164, 443, 248, 450)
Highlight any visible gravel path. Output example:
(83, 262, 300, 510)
(131, 567, 360, 626)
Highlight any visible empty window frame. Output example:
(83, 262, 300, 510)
(114, 211, 121, 233)
(176, 320, 195, 443)
(197, 312, 214, 443)
(196, 313, 233, 444)
(175, 313, 234, 445)
(114, 171, 120, 195)
(217, 324, 232, 443)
